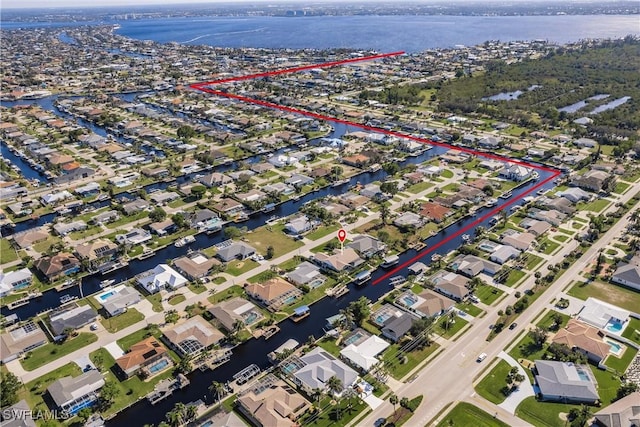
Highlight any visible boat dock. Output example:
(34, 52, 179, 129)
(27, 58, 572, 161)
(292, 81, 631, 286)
(6, 292, 42, 310)
(146, 374, 190, 405)
(292, 305, 310, 322)
(326, 285, 349, 298)
(262, 325, 280, 340)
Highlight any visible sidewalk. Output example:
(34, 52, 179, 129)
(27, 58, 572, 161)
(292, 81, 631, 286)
(497, 351, 535, 414)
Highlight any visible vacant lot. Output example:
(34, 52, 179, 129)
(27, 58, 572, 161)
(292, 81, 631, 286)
(567, 280, 640, 312)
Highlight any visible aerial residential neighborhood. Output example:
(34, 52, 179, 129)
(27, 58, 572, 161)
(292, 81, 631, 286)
(1, 3, 639, 427)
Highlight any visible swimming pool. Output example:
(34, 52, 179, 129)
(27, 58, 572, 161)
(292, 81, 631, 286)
(344, 331, 365, 346)
(283, 295, 297, 305)
(244, 312, 259, 324)
(605, 320, 624, 334)
(67, 398, 96, 415)
(148, 359, 169, 373)
(575, 366, 591, 382)
(99, 291, 115, 301)
(605, 339, 624, 356)
(401, 295, 417, 307)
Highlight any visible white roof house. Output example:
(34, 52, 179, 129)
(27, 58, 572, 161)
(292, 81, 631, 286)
(136, 264, 188, 294)
(340, 335, 389, 371)
(577, 298, 630, 330)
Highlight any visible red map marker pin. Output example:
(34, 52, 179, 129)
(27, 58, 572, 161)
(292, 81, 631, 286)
(337, 229, 347, 243)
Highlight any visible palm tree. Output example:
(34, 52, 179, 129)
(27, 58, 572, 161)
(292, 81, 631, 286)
(378, 201, 390, 226)
(389, 393, 399, 416)
(326, 376, 343, 396)
(209, 381, 225, 404)
(400, 396, 410, 411)
(311, 387, 323, 403)
(185, 405, 198, 422)
(233, 319, 244, 334)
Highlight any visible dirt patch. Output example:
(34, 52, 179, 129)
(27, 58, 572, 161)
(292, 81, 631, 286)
(234, 261, 245, 269)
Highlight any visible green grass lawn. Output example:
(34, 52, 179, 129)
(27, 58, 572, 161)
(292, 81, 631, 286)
(516, 396, 581, 427)
(225, 259, 259, 276)
(536, 310, 570, 331)
(525, 254, 544, 270)
(0, 238, 18, 263)
(554, 235, 569, 243)
(509, 335, 546, 373)
(18, 362, 82, 413)
(21, 332, 98, 371)
(306, 224, 340, 240)
(146, 293, 164, 312)
(622, 317, 640, 345)
(317, 337, 342, 357)
(100, 308, 144, 333)
(567, 280, 640, 313)
(580, 198, 611, 213)
(407, 181, 434, 194)
(245, 223, 304, 257)
(441, 169, 454, 179)
(187, 283, 207, 294)
(456, 301, 484, 317)
(434, 316, 469, 339)
(614, 182, 630, 194)
(504, 269, 526, 287)
(606, 346, 638, 374)
(437, 402, 509, 427)
(298, 396, 368, 427)
(208, 285, 245, 305)
(105, 210, 149, 229)
(474, 359, 512, 404)
(382, 342, 440, 380)
(278, 257, 303, 271)
(539, 239, 560, 255)
(475, 285, 504, 305)
(590, 364, 622, 405)
(32, 235, 62, 254)
(168, 294, 186, 306)
(385, 395, 423, 426)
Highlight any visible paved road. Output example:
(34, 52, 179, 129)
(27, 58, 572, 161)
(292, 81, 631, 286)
(354, 188, 638, 427)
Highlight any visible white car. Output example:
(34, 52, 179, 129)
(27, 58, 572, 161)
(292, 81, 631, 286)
(477, 353, 487, 362)
(90, 323, 98, 331)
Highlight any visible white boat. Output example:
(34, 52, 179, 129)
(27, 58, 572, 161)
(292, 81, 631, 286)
(59, 295, 77, 304)
(389, 276, 406, 287)
(381, 254, 399, 269)
(499, 190, 513, 199)
(485, 198, 498, 207)
(100, 279, 115, 288)
(175, 235, 196, 247)
(462, 234, 471, 243)
(332, 179, 349, 187)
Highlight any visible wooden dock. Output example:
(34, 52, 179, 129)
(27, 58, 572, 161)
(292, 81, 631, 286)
(146, 374, 190, 405)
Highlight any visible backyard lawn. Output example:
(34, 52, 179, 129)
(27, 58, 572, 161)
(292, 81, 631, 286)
(21, 332, 98, 371)
(567, 280, 640, 313)
(18, 363, 82, 413)
(474, 359, 512, 404)
(100, 308, 144, 333)
(437, 402, 509, 427)
(606, 346, 638, 374)
(0, 238, 18, 263)
(245, 223, 304, 257)
(117, 324, 162, 351)
(622, 317, 640, 345)
(516, 396, 581, 427)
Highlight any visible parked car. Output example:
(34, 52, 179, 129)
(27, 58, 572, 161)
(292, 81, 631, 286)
(509, 322, 518, 330)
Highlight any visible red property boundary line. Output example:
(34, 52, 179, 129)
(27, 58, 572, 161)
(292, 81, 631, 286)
(189, 53, 562, 286)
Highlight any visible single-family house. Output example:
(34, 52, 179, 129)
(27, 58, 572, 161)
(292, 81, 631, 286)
(216, 242, 256, 262)
(245, 278, 302, 310)
(490, 245, 521, 264)
(148, 219, 176, 236)
(312, 248, 365, 272)
(199, 172, 233, 188)
(551, 319, 610, 364)
(95, 284, 142, 317)
(593, 391, 640, 427)
(208, 297, 263, 332)
(499, 164, 532, 182)
(500, 231, 536, 252)
(163, 316, 224, 357)
(393, 212, 425, 229)
(419, 202, 452, 223)
(75, 239, 118, 270)
(533, 360, 599, 404)
(237, 377, 310, 427)
(34, 253, 81, 282)
(381, 313, 414, 342)
(212, 198, 244, 216)
(577, 298, 630, 330)
(115, 337, 171, 378)
(291, 347, 359, 396)
(49, 305, 98, 336)
(612, 255, 640, 291)
(173, 252, 220, 281)
(284, 215, 316, 235)
(286, 174, 314, 188)
(286, 262, 326, 288)
(136, 264, 188, 294)
(1, 400, 37, 427)
(0, 268, 32, 297)
(47, 370, 105, 415)
(557, 188, 592, 203)
(340, 335, 389, 371)
(11, 227, 49, 249)
(122, 198, 150, 215)
(115, 228, 152, 246)
(430, 271, 470, 302)
(0, 321, 48, 363)
(571, 170, 609, 192)
(450, 254, 500, 277)
(346, 235, 386, 258)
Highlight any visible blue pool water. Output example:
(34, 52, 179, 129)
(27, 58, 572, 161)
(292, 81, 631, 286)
(281, 363, 296, 374)
(149, 359, 169, 373)
(344, 331, 365, 346)
(605, 321, 623, 333)
(375, 314, 391, 325)
(606, 340, 623, 353)
(244, 312, 258, 324)
(576, 367, 590, 382)
(99, 291, 115, 301)
(67, 399, 95, 415)
(284, 296, 297, 305)
(402, 296, 417, 306)
(200, 422, 213, 427)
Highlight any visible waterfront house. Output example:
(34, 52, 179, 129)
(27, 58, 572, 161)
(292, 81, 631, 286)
(149, 191, 180, 205)
(92, 210, 119, 225)
(450, 254, 500, 277)
(148, 219, 176, 236)
(212, 198, 244, 216)
(419, 202, 452, 223)
(53, 220, 87, 236)
(533, 360, 599, 404)
(312, 248, 364, 272)
(245, 277, 302, 311)
(291, 347, 358, 396)
(499, 164, 531, 182)
(49, 305, 98, 336)
(208, 297, 263, 332)
(95, 285, 142, 317)
(429, 271, 470, 302)
(12, 227, 49, 249)
(73, 182, 101, 197)
(346, 235, 387, 258)
(519, 218, 552, 237)
(75, 239, 118, 271)
(284, 215, 316, 235)
(34, 253, 81, 282)
(216, 242, 256, 263)
(115, 337, 171, 379)
(490, 245, 521, 265)
(286, 261, 326, 288)
(47, 370, 105, 415)
(381, 313, 414, 342)
(188, 209, 219, 227)
(122, 198, 150, 215)
(199, 172, 233, 188)
(393, 212, 425, 229)
(396, 289, 455, 318)
(0, 268, 32, 297)
(557, 188, 592, 203)
(41, 190, 73, 205)
(136, 264, 188, 294)
(237, 377, 310, 427)
(173, 252, 220, 281)
(340, 335, 389, 371)
(115, 228, 152, 246)
(0, 321, 48, 363)
(285, 173, 314, 188)
(551, 319, 609, 365)
(163, 315, 224, 357)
